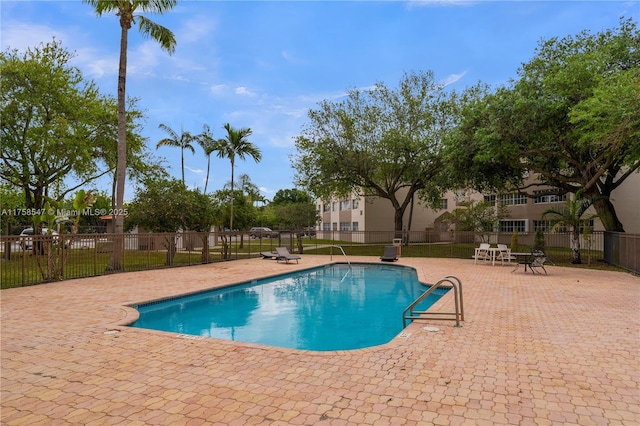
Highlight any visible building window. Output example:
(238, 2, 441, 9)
(323, 203, 330, 212)
(499, 220, 527, 233)
(323, 222, 331, 231)
(352, 199, 359, 209)
(533, 220, 554, 232)
(340, 200, 350, 211)
(440, 199, 448, 210)
(455, 190, 468, 206)
(533, 190, 567, 204)
(484, 194, 497, 205)
(500, 193, 527, 206)
(340, 222, 350, 231)
(332, 202, 337, 212)
(332, 222, 337, 231)
(352, 222, 359, 231)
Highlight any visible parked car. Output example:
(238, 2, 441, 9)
(19, 227, 59, 250)
(249, 227, 279, 239)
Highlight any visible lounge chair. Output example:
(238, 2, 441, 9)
(275, 247, 301, 264)
(380, 246, 398, 262)
(495, 244, 516, 265)
(474, 243, 492, 264)
(260, 251, 278, 259)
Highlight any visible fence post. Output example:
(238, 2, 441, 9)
(93, 235, 98, 276)
(21, 244, 26, 287)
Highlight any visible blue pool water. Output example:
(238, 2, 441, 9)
(130, 263, 448, 351)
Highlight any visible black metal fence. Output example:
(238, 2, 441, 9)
(1, 229, 629, 289)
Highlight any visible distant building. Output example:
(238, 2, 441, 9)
(316, 172, 640, 234)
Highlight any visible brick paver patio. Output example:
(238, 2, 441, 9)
(1, 256, 638, 425)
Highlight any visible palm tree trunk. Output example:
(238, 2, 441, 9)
(204, 157, 211, 194)
(108, 21, 129, 272)
(229, 158, 235, 232)
(571, 231, 582, 264)
(181, 148, 185, 185)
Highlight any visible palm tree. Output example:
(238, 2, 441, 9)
(156, 124, 196, 186)
(83, 0, 177, 271)
(238, 174, 265, 207)
(215, 123, 262, 232)
(542, 189, 600, 264)
(197, 124, 218, 194)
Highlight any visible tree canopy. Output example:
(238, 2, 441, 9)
(126, 178, 215, 233)
(446, 18, 640, 231)
(293, 70, 455, 231)
(1, 40, 158, 221)
(1, 40, 116, 212)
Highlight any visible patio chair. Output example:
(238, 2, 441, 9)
(528, 249, 551, 274)
(380, 246, 398, 262)
(474, 243, 492, 264)
(275, 247, 301, 264)
(495, 244, 516, 265)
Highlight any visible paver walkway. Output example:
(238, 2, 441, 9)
(1, 256, 638, 425)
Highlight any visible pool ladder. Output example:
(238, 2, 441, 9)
(402, 275, 464, 328)
(328, 245, 350, 267)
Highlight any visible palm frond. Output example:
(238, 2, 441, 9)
(136, 16, 176, 55)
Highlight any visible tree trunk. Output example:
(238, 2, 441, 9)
(591, 197, 625, 232)
(108, 21, 130, 271)
(164, 235, 176, 266)
(200, 232, 210, 264)
(394, 207, 406, 236)
(571, 231, 582, 264)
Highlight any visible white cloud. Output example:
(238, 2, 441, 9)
(176, 16, 216, 44)
(185, 166, 203, 174)
(235, 86, 257, 97)
(281, 49, 306, 64)
(210, 84, 227, 95)
(127, 40, 166, 76)
(441, 71, 467, 86)
(0, 21, 65, 51)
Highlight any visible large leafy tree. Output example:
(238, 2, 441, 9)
(293, 70, 454, 232)
(447, 19, 640, 231)
(215, 123, 262, 233)
(270, 188, 319, 252)
(450, 200, 509, 241)
(83, 0, 177, 270)
(126, 177, 216, 264)
(1, 40, 118, 216)
(211, 189, 256, 232)
(156, 124, 196, 186)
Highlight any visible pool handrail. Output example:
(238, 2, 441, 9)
(328, 245, 351, 267)
(402, 275, 464, 328)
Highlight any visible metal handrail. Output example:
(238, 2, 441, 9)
(402, 275, 464, 328)
(328, 245, 351, 267)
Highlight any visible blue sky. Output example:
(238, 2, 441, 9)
(2, 1, 638, 202)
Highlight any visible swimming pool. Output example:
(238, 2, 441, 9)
(130, 263, 448, 351)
